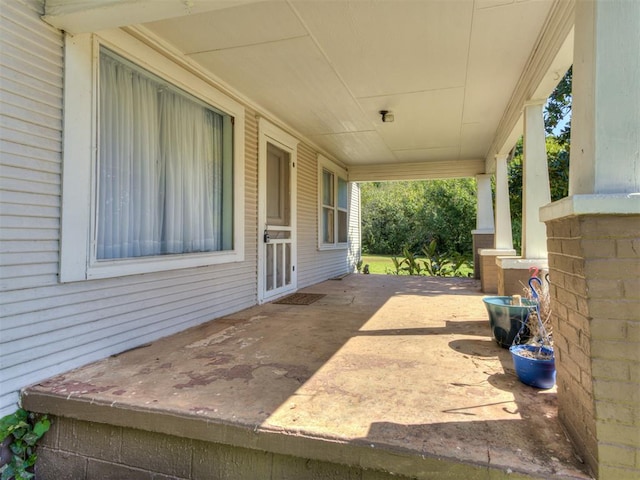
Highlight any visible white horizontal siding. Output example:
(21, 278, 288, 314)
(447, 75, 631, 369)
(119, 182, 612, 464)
(0, 0, 63, 289)
(0, 1, 261, 416)
(296, 142, 358, 288)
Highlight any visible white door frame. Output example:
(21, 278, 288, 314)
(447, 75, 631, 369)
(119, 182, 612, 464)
(257, 118, 298, 303)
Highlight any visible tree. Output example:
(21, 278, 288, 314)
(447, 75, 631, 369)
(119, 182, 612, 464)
(544, 66, 572, 147)
(360, 179, 477, 256)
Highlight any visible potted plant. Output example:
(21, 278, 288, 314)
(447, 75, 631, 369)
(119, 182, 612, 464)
(509, 273, 555, 389)
(482, 295, 537, 348)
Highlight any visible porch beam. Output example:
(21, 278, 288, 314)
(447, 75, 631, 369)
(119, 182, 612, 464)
(42, 0, 262, 34)
(347, 159, 484, 182)
(485, 0, 575, 173)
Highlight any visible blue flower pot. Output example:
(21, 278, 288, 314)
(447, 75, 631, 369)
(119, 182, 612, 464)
(509, 344, 556, 389)
(482, 296, 536, 348)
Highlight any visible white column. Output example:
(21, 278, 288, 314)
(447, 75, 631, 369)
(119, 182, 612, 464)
(522, 101, 551, 259)
(475, 174, 494, 233)
(494, 154, 513, 250)
(569, 0, 640, 196)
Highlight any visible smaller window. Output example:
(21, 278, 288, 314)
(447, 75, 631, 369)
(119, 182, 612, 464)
(318, 156, 349, 249)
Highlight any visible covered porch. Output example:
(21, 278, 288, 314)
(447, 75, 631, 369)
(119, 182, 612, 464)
(24, 275, 589, 479)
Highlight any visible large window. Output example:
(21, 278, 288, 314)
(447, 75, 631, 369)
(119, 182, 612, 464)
(318, 156, 349, 249)
(59, 31, 245, 281)
(98, 49, 234, 260)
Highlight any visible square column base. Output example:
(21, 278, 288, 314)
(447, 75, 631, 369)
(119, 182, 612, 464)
(478, 249, 516, 293)
(496, 257, 548, 296)
(472, 231, 495, 279)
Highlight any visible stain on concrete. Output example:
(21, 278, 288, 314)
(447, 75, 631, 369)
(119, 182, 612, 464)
(269, 363, 311, 383)
(194, 352, 234, 366)
(38, 380, 117, 396)
(174, 364, 255, 389)
(112, 390, 127, 396)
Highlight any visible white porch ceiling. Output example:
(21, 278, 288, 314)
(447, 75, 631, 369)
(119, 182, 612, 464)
(46, 0, 573, 176)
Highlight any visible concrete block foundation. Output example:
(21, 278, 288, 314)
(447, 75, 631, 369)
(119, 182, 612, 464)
(36, 416, 404, 480)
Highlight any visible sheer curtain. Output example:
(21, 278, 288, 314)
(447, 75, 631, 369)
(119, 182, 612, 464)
(98, 50, 223, 260)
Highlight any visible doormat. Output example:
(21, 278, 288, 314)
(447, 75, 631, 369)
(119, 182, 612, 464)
(273, 293, 326, 305)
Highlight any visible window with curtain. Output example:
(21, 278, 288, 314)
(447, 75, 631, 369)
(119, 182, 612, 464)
(318, 157, 349, 248)
(97, 48, 234, 260)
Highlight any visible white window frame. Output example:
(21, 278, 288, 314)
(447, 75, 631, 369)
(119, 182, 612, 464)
(317, 155, 349, 250)
(59, 30, 245, 282)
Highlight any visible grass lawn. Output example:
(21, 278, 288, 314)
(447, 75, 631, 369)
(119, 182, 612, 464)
(361, 254, 396, 274)
(361, 254, 474, 277)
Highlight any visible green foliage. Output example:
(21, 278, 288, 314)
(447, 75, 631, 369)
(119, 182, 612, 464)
(387, 241, 471, 277)
(0, 409, 50, 480)
(361, 178, 477, 257)
(544, 66, 572, 146)
(421, 240, 471, 277)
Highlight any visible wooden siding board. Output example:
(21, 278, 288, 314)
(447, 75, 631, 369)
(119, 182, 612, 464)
(0, 22, 63, 60)
(0, 240, 59, 253)
(2, 0, 60, 42)
(0, 251, 58, 266)
(0, 138, 63, 163)
(0, 71, 63, 113)
(0, 227, 58, 241)
(2, 268, 257, 337)
(0, 176, 60, 196)
(0, 151, 61, 174)
(0, 113, 63, 145)
(2, 259, 253, 311)
(0, 202, 59, 219)
(0, 54, 64, 89)
(0, 215, 59, 229)
(0, 190, 60, 208)
(0, 88, 63, 121)
(0, 73, 64, 112)
(0, 164, 61, 187)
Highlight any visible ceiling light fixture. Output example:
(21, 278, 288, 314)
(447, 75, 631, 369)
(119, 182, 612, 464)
(379, 110, 394, 123)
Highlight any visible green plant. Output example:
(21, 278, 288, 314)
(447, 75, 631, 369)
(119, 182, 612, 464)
(356, 258, 363, 273)
(385, 242, 471, 277)
(389, 255, 404, 275)
(0, 409, 50, 480)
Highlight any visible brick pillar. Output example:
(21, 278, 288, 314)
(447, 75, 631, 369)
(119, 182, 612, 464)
(545, 214, 640, 479)
(472, 232, 494, 280)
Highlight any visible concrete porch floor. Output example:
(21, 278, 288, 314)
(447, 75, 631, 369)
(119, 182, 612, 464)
(24, 275, 591, 479)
